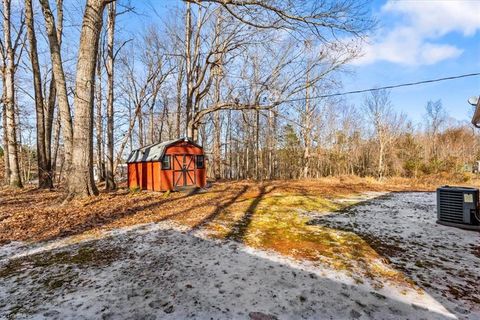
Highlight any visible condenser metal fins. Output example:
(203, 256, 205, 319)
(436, 186, 480, 231)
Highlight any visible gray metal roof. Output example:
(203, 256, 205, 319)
(126, 138, 202, 163)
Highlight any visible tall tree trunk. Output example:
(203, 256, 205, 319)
(212, 65, 222, 180)
(1, 73, 10, 185)
(185, 2, 193, 139)
(302, 70, 311, 179)
(213, 111, 221, 180)
(105, 1, 116, 190)
(95, 45, 104, 182)
(227, 109, 232, 179)
(67, 0, 108, 198)
(3, 0, 22, 188)
(159, 101, 168, 141)
(148, 105, 155, 144)
(175, 61, 183, 138)
(254, 109, 260, 180)
(51, 109, 61, 182)
(138, 111, 144, 147)
(267, 108, 274, 179)
(45, 77, 55, 167)
(25, 0, 52, 189)
(271, 110, 277, 179)
(39, 0, 74, 175)
(378, 141, 384, 180)
(44, 0, 62, 182)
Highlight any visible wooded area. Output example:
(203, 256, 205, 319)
(0, 0, 478, 198)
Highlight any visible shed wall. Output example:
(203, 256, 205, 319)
(128, 141, 207, 191)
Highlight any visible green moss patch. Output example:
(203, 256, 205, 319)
(0, 246, 122, 279)
(202, 191, 413, 288)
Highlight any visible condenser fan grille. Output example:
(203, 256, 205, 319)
(438, 190, 464, 223)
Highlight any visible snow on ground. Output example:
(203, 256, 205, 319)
(311, 192, 480, 320)
(0, 192, 476, 319)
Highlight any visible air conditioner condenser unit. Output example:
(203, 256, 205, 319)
(437, 186, 480, 231)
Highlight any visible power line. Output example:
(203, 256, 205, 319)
(279, 72, 480, 103)
(255, 72, 480, 129)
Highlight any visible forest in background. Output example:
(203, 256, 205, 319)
(1, 0, 479, 197)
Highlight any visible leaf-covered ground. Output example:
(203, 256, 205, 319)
(0, 177, 429, 245)
(0, 178, 429, 286)
(0, 177, 478, 318)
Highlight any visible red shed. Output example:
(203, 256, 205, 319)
(127, 138, 206, 191)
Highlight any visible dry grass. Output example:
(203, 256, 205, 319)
(0, 175, 477, 287)
(0, 176, 424, 244)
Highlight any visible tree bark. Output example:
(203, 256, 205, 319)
(185, 2, 193, 139)
(213, 111, 221, 179)
(212, 68, 222, 180)
(254, 109, 259, 180)
(105, 1, 116, 190)
(378, 141, 384, 180)
(51, 108, 61, 182)
(148, 105, 154, 144)
(175, 61, 183, 138)
(3, 0, 22, 188)
(39, 0, 73, 175)
(25, 0, 53, 189)
(302, 69, 311, 179)
(67, 0, 109, 198)
(95, 45, 104, 182)
(138, 111, 144, 147)
(227, 109, 232, 179)
(1, 71, 10, 185)
(44, 0, 63, 179)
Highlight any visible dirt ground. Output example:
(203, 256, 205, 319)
(0, 176, 435, 244)
(1, 177, 479, 319)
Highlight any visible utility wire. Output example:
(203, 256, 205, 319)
(277, 72, 480, 103)
(256, 72, 480, 129)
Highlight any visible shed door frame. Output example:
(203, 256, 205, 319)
(172, 154, 196, 189)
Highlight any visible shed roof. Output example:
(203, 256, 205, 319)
(126, 138, 202, 163)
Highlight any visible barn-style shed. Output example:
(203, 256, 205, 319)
(127, 138, 206, 191)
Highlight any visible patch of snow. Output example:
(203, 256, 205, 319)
(311, 192, 480, 319)
(1, 218, 457, 319)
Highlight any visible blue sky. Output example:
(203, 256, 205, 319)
(342, 0, 480, 123)
(127, 0, 480, 124)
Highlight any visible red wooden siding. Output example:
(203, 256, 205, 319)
(127, 140, 206, 192)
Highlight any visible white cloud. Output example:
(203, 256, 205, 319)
(354, 0, 480, 66)
(383, 0, 480, 37)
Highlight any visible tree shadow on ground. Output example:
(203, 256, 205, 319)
(0, 225, 454, 319)
(0, 185, 243, 244)
(190, 185, 249, 231)
(308, 191, 480, 317)
(224, 185, 276, 242)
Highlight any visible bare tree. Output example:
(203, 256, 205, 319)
(105, 1, 116, 190)
(1, 35, 9, 184)
(67, 0, 113, 198)
(1, 0, 24, 187)
(39, 0, 73, 176)
(95, 41, 104, 183)
(39, 0, 63, 185)
(115, 28, 173, 171)
(39, 0, 113, 198)
(184, 0, 373, 37)
(424, 99, 446, 159)
(363, 89, 405, 179)
(25, 0, 52, 188)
